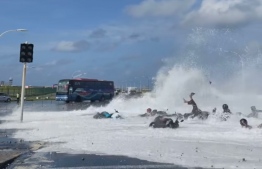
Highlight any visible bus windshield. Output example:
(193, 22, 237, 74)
(57, 80, 69, 94)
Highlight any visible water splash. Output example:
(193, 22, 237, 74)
(96, 28, 262, 117)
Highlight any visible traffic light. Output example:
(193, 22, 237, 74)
(20, 43, 34, 63)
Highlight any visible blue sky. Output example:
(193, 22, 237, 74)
(1, 0, 262, 88)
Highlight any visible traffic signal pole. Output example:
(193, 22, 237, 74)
(19, 41, 33, 122)
(20, 62, 27, 122)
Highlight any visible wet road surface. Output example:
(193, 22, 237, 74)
(0, 101, 207, 169)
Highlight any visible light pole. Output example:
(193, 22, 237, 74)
(0, 29, 28, 122)
(0, 29, 27, 37)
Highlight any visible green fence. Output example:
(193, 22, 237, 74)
(0, 86, 56, 100)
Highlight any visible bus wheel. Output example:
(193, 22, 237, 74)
(65, 100, 70, 103)
(76, 96, 82, 102)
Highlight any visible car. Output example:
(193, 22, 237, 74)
(0, 93, 11, 102)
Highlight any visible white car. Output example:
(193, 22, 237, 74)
(0, 93, 11, 102)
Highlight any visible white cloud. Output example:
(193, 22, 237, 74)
(86, 21, 175, 51)
(126, 0, 195, 18)
(125, 0, 262, 28)
(183, 0, 262, 27)
(52, 40, 89, 52)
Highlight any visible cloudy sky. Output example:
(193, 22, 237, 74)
(1, 0, 262, 87)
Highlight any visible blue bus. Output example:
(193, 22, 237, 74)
(56, 78, 115, 103)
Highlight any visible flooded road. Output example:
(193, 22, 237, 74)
(0, 101, 186, 169)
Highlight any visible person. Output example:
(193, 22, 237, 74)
(151, 109, 170, 116)
(247, 106, 262, 118)
(220, 104, 232, 121)
(240, 118, 262, 129)
(16, 93, 20, 104)
(93, 110, 123, 119)
(149, 116, 179, 129)
(140, 108, 177, 117)
(183, 92, 202, 119)
(111, 110, 123, 119)
(211, 104, 231, 121)
(222, 104, 231, 114)
(240, 118, 252, 129)
(171, 112, 184, 120)
(140, 108, 153, 117)
(93, 111, 112, 119)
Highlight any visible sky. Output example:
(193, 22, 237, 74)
(1, 0, 262, 87)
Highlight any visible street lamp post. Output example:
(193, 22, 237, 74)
(0, 29, 27, 37)
(0, 29, 28, 122)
